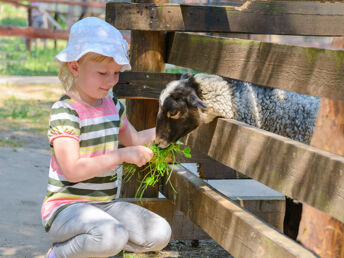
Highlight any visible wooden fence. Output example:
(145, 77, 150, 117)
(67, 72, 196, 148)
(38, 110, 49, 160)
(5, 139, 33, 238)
(106, 1, 344, 257)
(0, 0, 107, 40)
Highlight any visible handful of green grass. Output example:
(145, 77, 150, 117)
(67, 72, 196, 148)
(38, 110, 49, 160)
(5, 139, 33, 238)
(122, 142, 191, 200)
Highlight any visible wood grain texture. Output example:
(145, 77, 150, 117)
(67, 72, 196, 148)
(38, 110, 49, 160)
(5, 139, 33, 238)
(116, 0, 167, 198)
(183, 118, 344, 223)
(161, 165, 316, 258)
(115, 72, 181, 99)
(106, 2, 344, 36)
(0, 25, 68, 40)
(168, 32, 344, 101)
(297, 98, 344, 257)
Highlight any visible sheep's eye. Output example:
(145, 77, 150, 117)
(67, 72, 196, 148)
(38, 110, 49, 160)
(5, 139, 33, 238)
(167, 110, 181, 119)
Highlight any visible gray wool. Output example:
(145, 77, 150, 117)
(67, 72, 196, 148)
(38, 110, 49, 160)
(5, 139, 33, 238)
(194, 73, 320, 144)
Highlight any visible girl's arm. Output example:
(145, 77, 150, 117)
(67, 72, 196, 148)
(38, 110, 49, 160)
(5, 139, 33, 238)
(53, 137, 153, 182)
(119, 121, 156, 147)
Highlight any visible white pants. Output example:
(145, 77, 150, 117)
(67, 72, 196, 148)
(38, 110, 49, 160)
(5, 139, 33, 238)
(48, 201, 172, 257)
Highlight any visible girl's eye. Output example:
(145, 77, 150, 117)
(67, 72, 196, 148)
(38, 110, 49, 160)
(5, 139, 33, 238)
(98, 72, 107, 75)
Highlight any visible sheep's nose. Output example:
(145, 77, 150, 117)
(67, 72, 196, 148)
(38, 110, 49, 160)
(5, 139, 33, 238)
(155, 137, 170, 149)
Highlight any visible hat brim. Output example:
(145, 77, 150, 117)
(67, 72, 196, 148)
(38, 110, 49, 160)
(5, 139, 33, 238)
(55, 45, 131, 72)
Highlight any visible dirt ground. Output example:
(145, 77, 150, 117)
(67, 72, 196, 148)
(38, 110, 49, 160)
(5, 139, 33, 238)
(0, 77, 232, 257)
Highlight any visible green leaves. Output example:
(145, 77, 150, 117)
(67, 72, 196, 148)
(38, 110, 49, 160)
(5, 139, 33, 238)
(145, 176, 154, 185)
(122, 142, 192, 200)
(182, 147, 191, 158)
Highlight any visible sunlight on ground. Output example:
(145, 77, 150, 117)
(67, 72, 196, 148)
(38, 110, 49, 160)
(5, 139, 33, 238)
(0, 83, 63, 101)
(0, 247, 45, 258)
(0, 83, 64, 134)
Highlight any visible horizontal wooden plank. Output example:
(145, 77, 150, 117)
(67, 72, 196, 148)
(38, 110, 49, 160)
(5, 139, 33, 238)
(168, 32, 344, 101)
(0, 25, 68, 40)
(183, 118, 344, 223)
(25, 0, 105, 8)
(178, 151, 246, 179)
(106, 2, 344, 36)
(120, 197, 209, 240)
(1, 0, 38, 10)
(161, 166, 316, 258)
(116, 72, 181, 99)
(179, 164, 285, 230)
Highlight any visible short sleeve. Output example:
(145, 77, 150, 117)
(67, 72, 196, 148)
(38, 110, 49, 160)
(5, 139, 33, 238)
(112, 93, 128, 133)
(48, 101, 80, 145)
(118, 100, 128, 133)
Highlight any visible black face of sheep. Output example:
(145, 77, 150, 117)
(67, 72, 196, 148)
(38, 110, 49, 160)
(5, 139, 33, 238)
(155, 73, 207, 148)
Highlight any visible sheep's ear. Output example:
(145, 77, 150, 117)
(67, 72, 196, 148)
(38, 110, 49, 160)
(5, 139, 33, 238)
(180, 73, 193, 80)
(188, 94, 207, 110)
(185, 75, 199, 91)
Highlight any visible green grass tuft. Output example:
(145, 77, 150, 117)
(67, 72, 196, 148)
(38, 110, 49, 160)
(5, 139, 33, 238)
(0, 3, 67, 76)
(0, 38, 66, 75)
(121, 142, 191, 200)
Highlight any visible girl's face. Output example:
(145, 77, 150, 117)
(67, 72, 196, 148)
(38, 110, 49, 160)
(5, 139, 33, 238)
(69, 58, 123, 106)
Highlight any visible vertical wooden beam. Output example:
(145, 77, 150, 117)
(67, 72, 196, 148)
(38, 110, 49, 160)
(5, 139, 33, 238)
(26, 7, 32, 51)
(297, 98, 344, 257)
(54, 12, 58, 49)
(332, 37, 344, 49)
(120, 0, 167, 198)
(297, 38, 344, 258)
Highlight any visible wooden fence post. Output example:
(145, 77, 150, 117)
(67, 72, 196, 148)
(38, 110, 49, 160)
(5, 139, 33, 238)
(297, 98, 344, 257)
(120, 0, 168, 198)
(297, 38, 344, 258)
(26, 7, 32, 51)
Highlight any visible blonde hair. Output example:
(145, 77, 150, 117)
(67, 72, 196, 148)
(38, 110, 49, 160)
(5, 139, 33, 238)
(58, 52, 115, 91)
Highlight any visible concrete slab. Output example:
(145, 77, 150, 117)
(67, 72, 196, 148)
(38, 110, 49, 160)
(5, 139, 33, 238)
(180, 163, 286, 231)
(0, 146, 51, 257)
(207, 180, 285, 201)
(181, 163, 285, 201)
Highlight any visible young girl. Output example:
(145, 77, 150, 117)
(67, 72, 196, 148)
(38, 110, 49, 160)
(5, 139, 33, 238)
(41, 17, 171, 258)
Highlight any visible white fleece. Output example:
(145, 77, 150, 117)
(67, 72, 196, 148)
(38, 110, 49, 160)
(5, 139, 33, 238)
(193, 74, 320, 144)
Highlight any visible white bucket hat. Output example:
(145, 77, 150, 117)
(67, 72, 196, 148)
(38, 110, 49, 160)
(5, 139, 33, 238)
(55, 17, 131, 72)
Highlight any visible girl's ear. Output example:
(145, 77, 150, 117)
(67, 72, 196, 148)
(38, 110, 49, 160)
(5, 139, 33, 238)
(68, 61, 79, 77)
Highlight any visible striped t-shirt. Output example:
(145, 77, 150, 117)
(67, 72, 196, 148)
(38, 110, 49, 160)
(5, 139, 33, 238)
(41, 91, 127, 232)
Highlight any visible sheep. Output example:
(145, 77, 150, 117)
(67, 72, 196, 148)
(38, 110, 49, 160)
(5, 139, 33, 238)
(155, 73, 321, 239)
(155, 73, 320, 148)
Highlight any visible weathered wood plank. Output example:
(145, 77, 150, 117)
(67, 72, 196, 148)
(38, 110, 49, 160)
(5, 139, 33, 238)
(121, 197, 209, 240)
(178, 151, 243, 179)
(297, 98, 344, 256)
(180, 163, 285, 230)
(0, 25, 68, 40)
(25, 0, 105, 8)
(120, 0, 166, 198)
(106, 2, 344, 36)
(1, 0, 38, 10)
(161, 165, 316, 258)
(168, 32, 344, 101)
(116, 72, 181, 99)
(183, 118, 344, 223)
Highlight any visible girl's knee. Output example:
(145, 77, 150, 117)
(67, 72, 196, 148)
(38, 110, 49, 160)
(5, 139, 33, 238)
(94, 221, 129, 255)
(149, 217, 172, 251)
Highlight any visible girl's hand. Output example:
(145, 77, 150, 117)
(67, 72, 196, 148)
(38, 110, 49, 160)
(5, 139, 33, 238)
(119, 145, 153, 167)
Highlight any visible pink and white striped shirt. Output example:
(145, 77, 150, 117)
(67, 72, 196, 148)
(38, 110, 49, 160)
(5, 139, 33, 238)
(41, 92, 127, 232)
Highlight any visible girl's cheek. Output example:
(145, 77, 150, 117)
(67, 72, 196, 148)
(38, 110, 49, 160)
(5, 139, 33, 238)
(114, 74, 119, 84)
